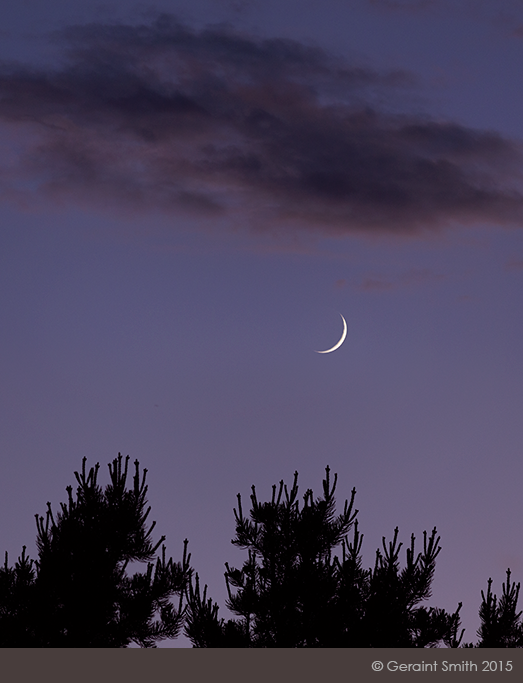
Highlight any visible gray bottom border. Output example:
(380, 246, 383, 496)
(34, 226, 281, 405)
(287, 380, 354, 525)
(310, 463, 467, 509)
(1, 648, 522, 682)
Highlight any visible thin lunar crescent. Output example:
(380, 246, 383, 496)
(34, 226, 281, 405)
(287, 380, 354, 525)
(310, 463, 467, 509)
(315, 314, 347, 354)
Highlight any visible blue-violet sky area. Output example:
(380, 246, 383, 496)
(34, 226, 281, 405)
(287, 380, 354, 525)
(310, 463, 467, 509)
(2, 0, 523, 647)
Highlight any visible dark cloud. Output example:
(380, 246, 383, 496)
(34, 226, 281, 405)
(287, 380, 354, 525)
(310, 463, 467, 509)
(0, 15, 522, 235)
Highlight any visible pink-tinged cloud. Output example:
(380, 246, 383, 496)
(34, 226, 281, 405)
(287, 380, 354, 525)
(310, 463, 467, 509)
(367, 0, 438, 13)
(0, 15, 522, 236)
(357, 268, 444, 291)
(359, 278, 396, 291)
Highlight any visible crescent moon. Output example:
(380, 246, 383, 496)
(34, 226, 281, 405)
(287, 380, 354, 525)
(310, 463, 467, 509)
(315, 314, 347, 354)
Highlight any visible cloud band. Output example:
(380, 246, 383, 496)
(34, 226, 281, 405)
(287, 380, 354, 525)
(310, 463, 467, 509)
(0, 15, 521, 235)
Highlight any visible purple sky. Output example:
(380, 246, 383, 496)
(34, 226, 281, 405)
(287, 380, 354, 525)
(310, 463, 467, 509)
(2, 0, 523, 646)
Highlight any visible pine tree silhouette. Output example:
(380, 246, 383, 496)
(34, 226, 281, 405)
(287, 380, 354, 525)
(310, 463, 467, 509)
(5, 459, 519, 647)
(470, 570, 523, 647)
(0, 454, 191, 647)
(339, 525, 463, 647)
(0, 546, 38, 645)
(186, 467, 463, 647)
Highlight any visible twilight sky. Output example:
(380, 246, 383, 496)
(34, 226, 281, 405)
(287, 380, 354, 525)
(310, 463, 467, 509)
(2, 0, 523, 646)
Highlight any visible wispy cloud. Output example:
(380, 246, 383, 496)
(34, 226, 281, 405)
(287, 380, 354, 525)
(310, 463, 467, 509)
(0, 15, 522, 236)
(357, 268, 444, 291)
(367, 0, 438, 13)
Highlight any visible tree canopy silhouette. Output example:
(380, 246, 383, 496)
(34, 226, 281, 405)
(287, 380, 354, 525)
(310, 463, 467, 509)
(185, 467, 464, 647)
(2, 458, 522, 647)
(0, 454, 191, 647)
(461, 570, 523, 648)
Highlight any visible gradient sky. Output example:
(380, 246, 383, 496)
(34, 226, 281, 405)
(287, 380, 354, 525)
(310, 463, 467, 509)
(2, 0, 523, 647)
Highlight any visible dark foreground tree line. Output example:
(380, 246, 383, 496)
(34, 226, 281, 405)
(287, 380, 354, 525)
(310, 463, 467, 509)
(1, 455, 521, 647)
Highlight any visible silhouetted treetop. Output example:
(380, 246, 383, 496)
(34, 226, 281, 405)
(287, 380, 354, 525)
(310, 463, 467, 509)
(465, 570, 523, 648)
(186, 467, 463, 647)
(1, 454, 191, 647)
